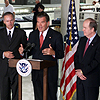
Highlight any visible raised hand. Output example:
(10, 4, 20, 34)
(19, 44, 24, 55)
(42, 44, 55, 55)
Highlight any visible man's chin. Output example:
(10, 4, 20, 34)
(38, 29, 43, 32)
(7, 27, 13, 30)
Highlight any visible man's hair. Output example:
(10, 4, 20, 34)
(38, 4, 45, 10)
(3, 12, 15, 19)
(85, 18, 97, 32)
(37, 12, 50, 22)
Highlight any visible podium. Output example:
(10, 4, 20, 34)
(9, 59, 56, 100)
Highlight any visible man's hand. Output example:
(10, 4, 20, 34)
(42, 44, 55, 55)
(4, 51, 14, 58)
(19, 44, 24, 55)
(75, 69, 87, 80)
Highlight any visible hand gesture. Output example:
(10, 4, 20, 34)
(4, 51, 14, 58)
(19, 44, 24, 55)
(42, 44, 55, 55)
(75, 69, 87, 80)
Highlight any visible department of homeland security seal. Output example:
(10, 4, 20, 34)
(16, 59, 32, 77)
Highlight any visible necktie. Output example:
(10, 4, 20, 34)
(83, 39, 90, 56)
(40, 32, 44, 49)
(8, 31, 11, 41)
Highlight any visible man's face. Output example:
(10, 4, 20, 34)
(38, 7, 43, 12)
(37, 17, 49, 32)
(36, 0, 39, 4)
(82, 20, 93, 38)
(3, 14, 15, 30)
(5, 0, 9, 5)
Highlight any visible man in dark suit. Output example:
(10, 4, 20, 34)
(19, 12, 64, 100)
(74, 18, 100, 100)
(0, 12, 27, 100)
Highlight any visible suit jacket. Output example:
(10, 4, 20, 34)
(74, 34, 100, 87)
(0, 27, 27, 77)
(28, 28, 64, 82)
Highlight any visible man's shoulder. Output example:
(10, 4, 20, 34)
(0, 27, 5, 32)
(9, 4, 13, 7)
(95, 34, 100, 42)
(14, 28, 26, 34)
(49, 28, 61, 35)
(80, 36, 87, 40)
(29, 29, 38, 36)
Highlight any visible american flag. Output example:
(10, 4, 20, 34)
(60, 0, 79, 100)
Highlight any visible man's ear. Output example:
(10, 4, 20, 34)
(92, 27, 95, 32)
(3, 20, 5, 25)
(47, 21, 50, 26)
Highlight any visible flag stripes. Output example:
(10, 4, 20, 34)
(60, 0, 79, 99)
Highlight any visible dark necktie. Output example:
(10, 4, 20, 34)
(8, 31, 11, 42)
(40, 32, 44, 49)
(83, 39, 90, 56)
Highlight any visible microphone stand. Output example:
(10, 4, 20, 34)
(25, 51, 28, 59)
(24, 43, 35, 59)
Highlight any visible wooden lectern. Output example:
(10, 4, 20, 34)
(9, 59, 56, 100)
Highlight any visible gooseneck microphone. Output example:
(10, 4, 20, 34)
(24, 43, 35, 59)
(27, 43, 35, 52)
(24, 43, 31, 52)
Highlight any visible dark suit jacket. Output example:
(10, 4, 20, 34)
(74, 34, 100, 87)
(28, 28, 64, 82)
(0, 27, 27, 77)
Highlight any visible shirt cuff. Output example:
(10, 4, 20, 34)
(3, 52, 5, 59)
(52, 55, 55, 58)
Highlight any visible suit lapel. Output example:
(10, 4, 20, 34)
(2, 28, 10, 45)
(37, 31, 41, 50)
(11, 28, 18, 43)
(2, 28, 18, 46)
(82, 34, 98, 59)
(80, 37, 87, 59)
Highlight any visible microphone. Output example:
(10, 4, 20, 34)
(27, 43, 35, 52)
(24, 42, 31, 52)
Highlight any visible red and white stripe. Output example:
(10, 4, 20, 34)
(60, 41, 78, 100)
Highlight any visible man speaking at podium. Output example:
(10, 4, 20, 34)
(19, 12, 64, 100)
(0, 12, 27, 100)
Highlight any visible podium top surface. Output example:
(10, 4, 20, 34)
(9, 59, 56, 70)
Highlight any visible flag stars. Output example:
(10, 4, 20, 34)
(73, 22, 76, 25)
(71, 1, 74, 4)
(71, 41, 73, 45)
(75, 32, 77, 34)
(73, 16, 75, 19)
(61, 0, 78, 99)
(69, 22, 71, 25)
(74, 26, 77, 30)
(75, 37, 78, 40)
(69, 27, 71, 30)
(73, 7, 75, 9)
(69, 17, 71, 20)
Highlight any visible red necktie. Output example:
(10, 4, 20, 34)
(83, 39, 90, 56)
(40, 32, 44, 49)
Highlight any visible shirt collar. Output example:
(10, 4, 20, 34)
(6, 27, 14, 37)
(89, 33, 96, 44)
(40, 27, 49, 39)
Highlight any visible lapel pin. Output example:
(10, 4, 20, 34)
(49, 37, 51, 38)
